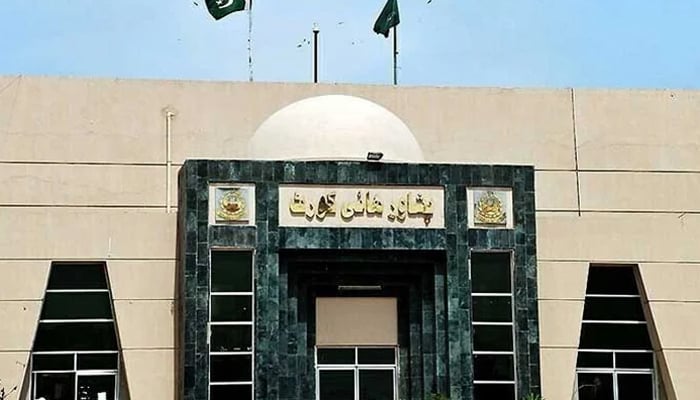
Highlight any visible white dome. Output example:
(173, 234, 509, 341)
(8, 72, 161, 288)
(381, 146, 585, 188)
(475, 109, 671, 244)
(248, 95, 424, 161)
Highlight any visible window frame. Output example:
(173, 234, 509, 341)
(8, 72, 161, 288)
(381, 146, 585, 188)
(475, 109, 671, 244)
(575, 350, 658, 400)
(31, 262, 119, 400)
(575, 265, 658, 400)
(208, 248, 255, 400)
(315, 346, 399, 400)
(31, 352, 120, 400)
(469, 250, 518, 399)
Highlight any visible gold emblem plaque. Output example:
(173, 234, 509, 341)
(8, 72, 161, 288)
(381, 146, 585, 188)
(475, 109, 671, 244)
(474, 190, 507, 226)
(215, 188, 249, 222)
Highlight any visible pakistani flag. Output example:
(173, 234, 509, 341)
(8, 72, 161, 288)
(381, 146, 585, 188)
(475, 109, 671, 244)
(373, 0, 400, 38)
(205, 0, 250, 20)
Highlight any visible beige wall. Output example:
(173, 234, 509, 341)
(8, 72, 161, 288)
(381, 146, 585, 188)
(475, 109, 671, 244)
(316, 297, 398, 346)
(2, 76, 700, 398)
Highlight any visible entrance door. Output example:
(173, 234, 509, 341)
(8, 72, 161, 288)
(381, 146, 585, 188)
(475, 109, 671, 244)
(316, 347, 397, 400)
(315, 297, 399, 400)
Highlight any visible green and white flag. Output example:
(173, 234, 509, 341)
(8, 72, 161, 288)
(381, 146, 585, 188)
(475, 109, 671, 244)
(373, 0, 400, 38)
(206, 0, 250, 20)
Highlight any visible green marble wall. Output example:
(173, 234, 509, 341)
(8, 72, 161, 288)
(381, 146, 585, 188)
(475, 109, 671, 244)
(179, 160, 539, 400)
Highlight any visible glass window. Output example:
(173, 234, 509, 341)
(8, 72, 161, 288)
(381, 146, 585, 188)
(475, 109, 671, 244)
(31, 263, 119, 400)
(34, 373, 75, 400)
(46, 264, 108, 290)
(474, 354, 515, 381)
(470, 253, 512, 293)
(579, 323, 652, 350)
(210, 325, 252, 352)
(209, 250, 255, 399)
(359, 370, 394, 400)
(582, 298, 645, 321)
(357, 349, 395, 365)
(211, 251, 252, 292)
(77, 354, 119, 370)
(618, 374, 653, 400)
(576, 352, 613, 369)
(32, 353, 119, 400)
(41, 292, 113, 320)
(577, 373, 614, 400)
(318, 349, 355, 365)
(616, 353, 653, 369)
(473, 325, 514, 352)
(585, 267, 639, 295)
(316, 347, 397, 400)
(575, 266, 657, 400)
(473, 383, 516, 400)
(210, 355, 252, 382)
(210, 384, 253, 400)
(77, 375, 116, 400)
(34, 322, 118, 351)
(211, 295, 252, 322)
(472, 296, 512, 322)
(32, 355, 74, 371)
(470, 252, 516, 400)
(319, 370, 354, 400)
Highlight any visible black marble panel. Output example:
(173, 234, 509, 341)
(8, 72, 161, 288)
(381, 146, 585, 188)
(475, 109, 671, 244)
(178, 160, 540, 400)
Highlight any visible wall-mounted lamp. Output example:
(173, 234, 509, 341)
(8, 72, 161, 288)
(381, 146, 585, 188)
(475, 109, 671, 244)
(367, 152, 384, 161)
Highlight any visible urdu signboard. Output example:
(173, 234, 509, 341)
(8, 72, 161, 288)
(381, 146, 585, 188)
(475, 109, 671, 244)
(278, 185, 445, 229)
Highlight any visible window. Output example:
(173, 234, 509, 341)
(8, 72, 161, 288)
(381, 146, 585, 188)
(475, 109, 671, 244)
(575, 266, 656, 400)
(470, 252, 516, 400)
(315, 347, 398, 400)
(209, 250, 254, 400)
(31, 263, 119, 400)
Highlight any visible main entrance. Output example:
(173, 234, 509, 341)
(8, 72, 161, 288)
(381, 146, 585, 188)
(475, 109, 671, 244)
(281, 250, 446, 400)
(179, 159, 542, 399)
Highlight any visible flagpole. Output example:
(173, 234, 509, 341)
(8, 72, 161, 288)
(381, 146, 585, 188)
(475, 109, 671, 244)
(392, 26, 398, 85)
(247, 0, 254, 82)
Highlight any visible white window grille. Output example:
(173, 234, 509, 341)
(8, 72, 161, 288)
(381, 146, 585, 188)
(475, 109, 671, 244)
(208, 250, 255, 400)
(470, 252, 517, 400)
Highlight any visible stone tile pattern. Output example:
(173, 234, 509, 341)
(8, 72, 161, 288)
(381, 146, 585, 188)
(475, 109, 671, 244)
(178, 160, 539, 400)
(282, 254, 442, 399)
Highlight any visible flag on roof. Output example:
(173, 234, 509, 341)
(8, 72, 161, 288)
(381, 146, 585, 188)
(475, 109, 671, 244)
(373, 0, 400, 37)
(205, 0, 250, 20)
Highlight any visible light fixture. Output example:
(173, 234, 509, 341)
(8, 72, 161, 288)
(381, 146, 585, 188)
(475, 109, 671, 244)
(337, 285, 382, 291)
(367, 152, 384, 161)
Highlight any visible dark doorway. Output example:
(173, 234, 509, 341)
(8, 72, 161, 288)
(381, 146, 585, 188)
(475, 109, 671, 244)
(279, 250, 447, 400)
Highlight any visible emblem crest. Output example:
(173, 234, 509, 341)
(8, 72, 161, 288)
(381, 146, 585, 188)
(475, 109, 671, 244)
(474, 191, 507, 226)
(215, 188, 248, 222)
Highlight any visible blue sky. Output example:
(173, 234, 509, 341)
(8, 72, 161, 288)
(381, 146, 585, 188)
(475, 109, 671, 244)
(0, 0, 698, 88)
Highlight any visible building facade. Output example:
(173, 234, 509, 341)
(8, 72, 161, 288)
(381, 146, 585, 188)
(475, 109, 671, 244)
(0, 75, 698, 400)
